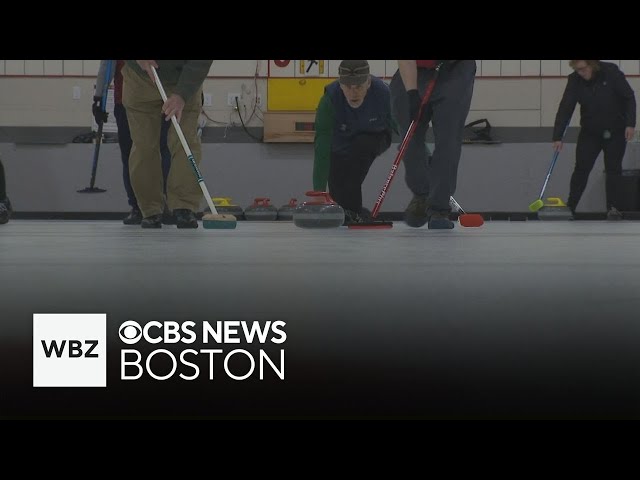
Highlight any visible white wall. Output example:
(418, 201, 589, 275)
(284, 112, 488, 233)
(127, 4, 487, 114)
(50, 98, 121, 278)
(1, 60, 639, 128)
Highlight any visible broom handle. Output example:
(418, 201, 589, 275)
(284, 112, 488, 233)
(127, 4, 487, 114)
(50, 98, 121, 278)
(150, 66, 218, 215)
(88, 59, 114, 189)
(371, 63, 442, 218)
(538, 150, 560, 200)
(539, 125, 569, 200)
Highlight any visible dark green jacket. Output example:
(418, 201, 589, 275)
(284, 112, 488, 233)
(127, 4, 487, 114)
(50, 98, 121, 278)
(126, 60, 212, 102)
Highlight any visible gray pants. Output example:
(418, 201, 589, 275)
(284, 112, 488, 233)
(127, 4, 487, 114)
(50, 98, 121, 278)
(390, 60, 476, 213)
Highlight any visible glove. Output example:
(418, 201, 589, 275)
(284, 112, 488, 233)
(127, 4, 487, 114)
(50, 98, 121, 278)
(92, 95, 109, 124)
(407, 89, 422, 122)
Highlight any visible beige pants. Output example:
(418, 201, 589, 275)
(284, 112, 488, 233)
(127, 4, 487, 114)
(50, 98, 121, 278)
(122, 64, 203, 217)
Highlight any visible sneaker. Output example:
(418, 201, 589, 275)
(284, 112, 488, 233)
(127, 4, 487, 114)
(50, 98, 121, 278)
(428, 211, 455, 229)
(123, 207, 142, 225)
(141, 214, 163, 229)
(405, 195, 429, 228)
(174, 209, 198, 229)
(606, 207, 623, 220)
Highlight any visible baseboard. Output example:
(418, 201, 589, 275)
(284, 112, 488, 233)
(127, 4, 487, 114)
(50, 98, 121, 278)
(9, 211, 640, 221)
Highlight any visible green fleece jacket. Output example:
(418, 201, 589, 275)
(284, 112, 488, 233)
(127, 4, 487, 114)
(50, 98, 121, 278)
(125, 60, 212, 102)
(312, 93, 335, 191)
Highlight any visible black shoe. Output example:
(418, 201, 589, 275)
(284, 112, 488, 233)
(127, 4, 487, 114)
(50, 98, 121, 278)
(405, 195, 429, 227)
(141, 214, 163, 228)
(344, 207, 378, 225)
(428, 211, 455, 229)
(607, 207, 623, 220)
(343, 209, 364, 226)
(123, 207, 142, 225)
(174, 209, 198, 229)
(0, 198, 10, 225)
(162, 204, 176, 225)
(343, 208, 392, 227)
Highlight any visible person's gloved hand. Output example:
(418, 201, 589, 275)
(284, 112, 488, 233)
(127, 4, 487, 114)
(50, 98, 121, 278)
(92, 96, 109, 124)
(407, 89, 422, 122)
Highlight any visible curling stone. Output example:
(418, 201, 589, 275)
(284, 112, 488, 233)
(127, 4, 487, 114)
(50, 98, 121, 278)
(244, 197, 278, 221)
(293, 191, 345, 229)
(204, 197, 244, 219)
(537, 197, 572, 220)
(277, 198, 298, 221)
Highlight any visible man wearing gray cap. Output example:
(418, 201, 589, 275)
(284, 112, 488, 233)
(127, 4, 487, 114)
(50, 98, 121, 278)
(313, 60, 394, 224)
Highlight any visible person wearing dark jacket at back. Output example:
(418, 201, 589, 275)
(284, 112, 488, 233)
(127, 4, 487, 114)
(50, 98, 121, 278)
(552, 60, 636, 220)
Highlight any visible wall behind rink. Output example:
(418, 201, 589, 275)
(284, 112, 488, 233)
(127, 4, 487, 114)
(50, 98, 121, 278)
(2, 60, 640, 214)
(3, 140, 640, 213)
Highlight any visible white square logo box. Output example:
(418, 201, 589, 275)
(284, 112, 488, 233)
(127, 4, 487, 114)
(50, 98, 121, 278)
(33, 313, 107, 387)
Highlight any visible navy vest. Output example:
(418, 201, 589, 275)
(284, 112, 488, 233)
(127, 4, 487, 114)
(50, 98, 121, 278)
(326, 76, 390, 153)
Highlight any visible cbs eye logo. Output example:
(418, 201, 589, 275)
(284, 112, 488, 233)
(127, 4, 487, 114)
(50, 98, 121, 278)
(119, 320, 142, 344)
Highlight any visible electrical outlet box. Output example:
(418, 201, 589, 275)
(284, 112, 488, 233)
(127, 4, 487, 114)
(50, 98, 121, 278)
(72, 86, 81, 100)
(203, 93, 212, 107)
(256, 94, 263, 107)
(227, 93, 241, 107)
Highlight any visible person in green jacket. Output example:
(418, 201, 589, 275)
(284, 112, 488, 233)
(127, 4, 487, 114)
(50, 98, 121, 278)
(122, 60, 212, 229)
(313, 60, 394, 224)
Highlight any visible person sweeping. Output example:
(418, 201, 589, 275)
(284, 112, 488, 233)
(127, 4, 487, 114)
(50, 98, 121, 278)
(552, 60, 636, 220)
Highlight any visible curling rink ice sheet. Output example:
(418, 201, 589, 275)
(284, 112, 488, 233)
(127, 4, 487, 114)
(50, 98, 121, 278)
(2, 220, 640, 418)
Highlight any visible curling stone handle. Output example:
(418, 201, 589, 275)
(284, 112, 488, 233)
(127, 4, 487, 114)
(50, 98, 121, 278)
(305, 190, 335, 203)
(213, 197, 232, 206)
(252, 197, 271, 206)
(288, 198, 298, 207)
(545, 197, 566, 207)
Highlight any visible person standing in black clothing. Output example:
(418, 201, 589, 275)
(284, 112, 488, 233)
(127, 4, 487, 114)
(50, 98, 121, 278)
(552, 60, 636, 219)
(0, 157, 11, 225)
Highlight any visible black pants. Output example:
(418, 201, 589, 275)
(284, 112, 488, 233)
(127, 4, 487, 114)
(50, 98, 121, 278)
(568, 129, 626, 211)
(114, 103, 172, 209)
(328, 131, 391, 213)
(0, 158, 6, 200)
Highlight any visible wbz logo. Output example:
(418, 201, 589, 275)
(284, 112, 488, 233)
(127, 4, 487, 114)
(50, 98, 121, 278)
(41, 339, 99, 358)
(33, 314, 106, 387)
